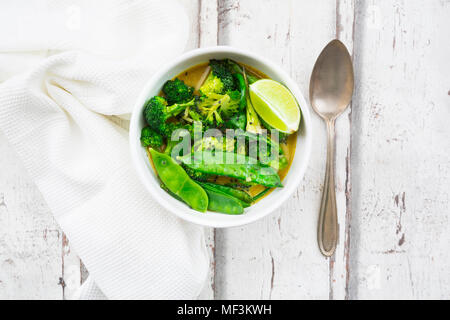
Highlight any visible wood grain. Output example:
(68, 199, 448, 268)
(187, 0, 219, 300)
(331, 0, 355, 300)
(0, 133, 63, 299)
(348, 0, 450, 299)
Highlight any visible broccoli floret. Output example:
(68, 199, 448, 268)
(162, 78, 194, 104)
(199, 73, 224, 95)
(197, 93, 226, 125)
(187, 109, 203, 122)
(209, 59, 236, 93)
(144, 96, 194, 136)
(227, 90, 241, 101)
(163, 122, 196, 158)
(166, 122, 194, 140)
(197, 91, 241, 126)
(197, 60, 243, 124)
(164, 139, 179, 156)
(140, 126, 163, 149)
(224, 111, 246, 131)
(198, 73, 240, 120)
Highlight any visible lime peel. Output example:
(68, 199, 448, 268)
(249, 79, 301, 133)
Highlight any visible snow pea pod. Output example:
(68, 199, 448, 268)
(252, 187, 272, 202)
(150, 149, 208, 212)
(178, 152, 282, 188)
(235, 130, 288, 170)
(200, 183, 244, 215)
(198, 182, 252, 204)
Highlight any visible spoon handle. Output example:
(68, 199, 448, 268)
(318, 119, 338, 257)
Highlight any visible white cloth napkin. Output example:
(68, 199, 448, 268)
(0, 0, 209, 299)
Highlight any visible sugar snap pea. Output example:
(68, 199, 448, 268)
(150, 149, 208, 212)
(178, 151, 282, 188)
(252, 187, 272, 202)
(235, 130, 288, 170)
(198, 182, 252, 204)
(199, 183, 244, 215)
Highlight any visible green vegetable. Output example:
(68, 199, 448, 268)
(199, 183, 244, 215)
(192, 136, 235, 153)
(162, 78, 194, 104)
(197, 92, 237, 125)
(245, 99, 263, 135)
(240, 67, 263, 134)
(196, 60, 244, 125)
(224, 111, 246, 130)
(260, 117, 289, 143)
(144, 96, 194, 136)
(199, 72, 224, 95)
(224, 181, 252, 190)
(246, 73, 259, 84)
(209, 59, 236, 93)
(183, 166, 211, 182)
(178, 151, 282, 188)
(252, 188, 272, 201)
(233, 73, 247, 111)
(140, 126, 163, 150)
(198, 182, 252, 204)
(150, 149, 208, 212)
(246, 104, 262, 133)
(235, 130, 288, 170)
(160, 183, 182, 201)
(164, 123, 193, 156)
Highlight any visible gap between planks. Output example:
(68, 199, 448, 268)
(329, 0, 355, 300)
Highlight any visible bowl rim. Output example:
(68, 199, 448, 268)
(129, 46, 312, 228)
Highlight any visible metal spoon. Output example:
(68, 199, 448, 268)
(309, 39, 354, 257)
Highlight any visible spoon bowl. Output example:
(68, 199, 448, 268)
(310, 39, 354, 120)
(310, 39, 354, 256)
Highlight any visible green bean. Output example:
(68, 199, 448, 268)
(252, 187, 272, 202)
(198, 182, 252, 204)
(178, 151, 282, 188)
(246, 73, 259, 84)
(200, 184, 244, 215)
(150, 149, 208, 212)
(234, 73, 247, 110)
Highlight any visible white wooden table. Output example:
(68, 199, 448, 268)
(0, 0, 449, 300)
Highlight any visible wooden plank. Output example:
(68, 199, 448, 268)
(0, 134, 63, 299)
(214, 0, 344, 299)
(197, 0, 219, 300)
(330, 0, 355, 300)
(178, 0, 219, 300)
(348, 0, 450, 299)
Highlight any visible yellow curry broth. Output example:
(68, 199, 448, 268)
(154, 62, 297, 201)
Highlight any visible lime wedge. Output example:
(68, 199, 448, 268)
(249, 79, 301, 133)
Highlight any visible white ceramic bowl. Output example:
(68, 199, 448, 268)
(130, 46, 312, 228)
